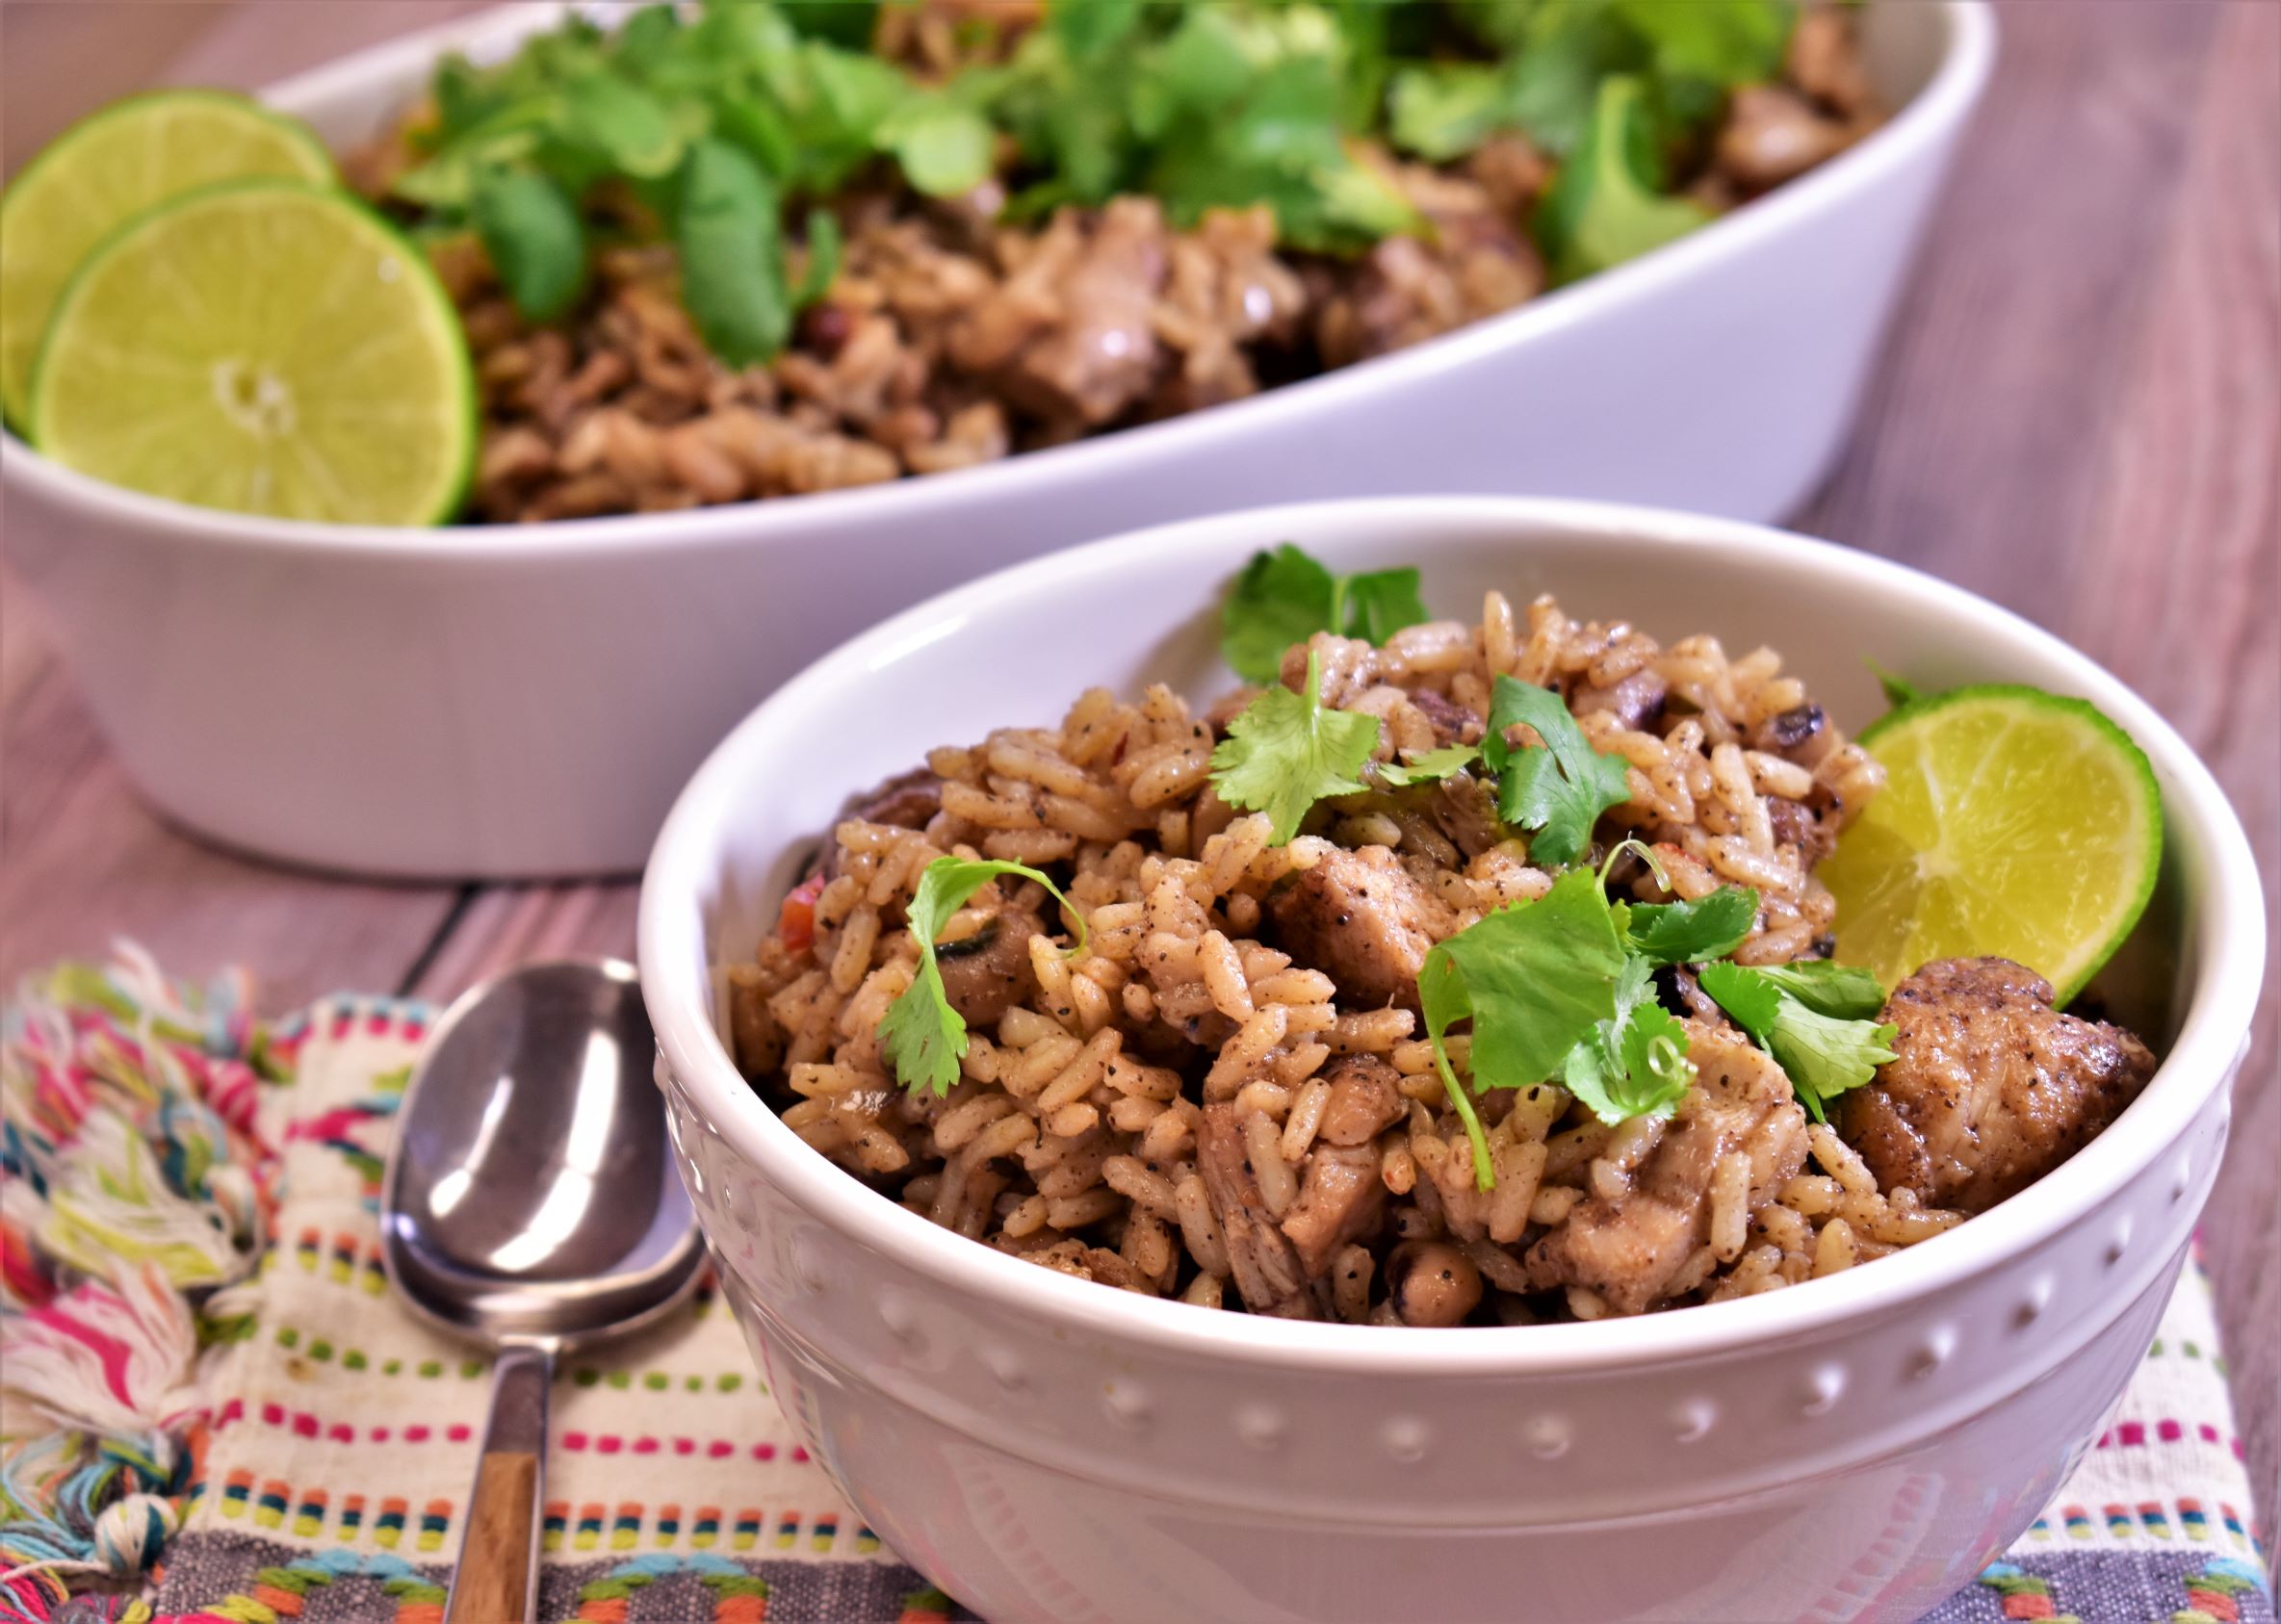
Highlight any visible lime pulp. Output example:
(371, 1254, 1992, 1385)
(29, 180, 476, 527)
(1821, 683, 2164, 1005)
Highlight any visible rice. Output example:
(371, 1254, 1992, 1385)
(729, 591, 1963, 1324)
(348, 8, 1884, 527)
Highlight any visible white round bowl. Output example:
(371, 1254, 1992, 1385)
(0, 3, 1991, 879)
(639, 497, 2263, 1623)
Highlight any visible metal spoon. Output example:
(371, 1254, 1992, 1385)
(381, 959, 705, 1624)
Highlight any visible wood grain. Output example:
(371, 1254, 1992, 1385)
(0, 0, 2273, 1582)
(1801, 0, 2280, 1539)
(444, 1451, 539, 1624)
(2065, 0, 2281, 1532)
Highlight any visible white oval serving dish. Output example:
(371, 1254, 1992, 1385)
(2, 4, 1994, 878)
(638, 496, 2261, 1624)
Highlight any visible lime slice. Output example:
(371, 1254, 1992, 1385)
(1822, 684, 2163, 1005)
(1, 90, 334, 427)
(29, 181, 476, 527)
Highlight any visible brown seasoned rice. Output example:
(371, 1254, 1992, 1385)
(727, 590, 1980, 1325)
(351, 8, 1883, 525)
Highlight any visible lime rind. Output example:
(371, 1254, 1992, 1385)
(28, 178, 476, 528)
(0, 89, 334, 428)
(1828, 683, 2163, 1006)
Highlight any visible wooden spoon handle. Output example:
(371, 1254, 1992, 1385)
(446, 1344, 552, 1624)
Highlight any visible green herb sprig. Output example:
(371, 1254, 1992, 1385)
(1208, 648, 1381, 845)
(877, 857, 1088, 1096)
(1220, 543, 1431, 684)
(1482, 675, 1637, 867)
(401, 0, 1804, 366)
(1418, 836, 1895, 1189)
(1697, 960, 1898, 1121)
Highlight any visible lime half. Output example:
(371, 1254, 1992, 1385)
(30, 181, 475, 526)
(1, 90, 334, 427)
(1822, 683, 2163, 1005)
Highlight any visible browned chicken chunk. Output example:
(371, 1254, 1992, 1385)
(1268, 846, 1455, 1012)
(935, 906, 1044, 1027)
(1527, 1023, 1809, 1314)
(1839, 958, 2157, 1214)
(1315, 1054, 1407, 1147)
(1280, 1143, 1386, 1276)
(1196, 1103, 1315, 1318)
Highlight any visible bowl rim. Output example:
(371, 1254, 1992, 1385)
(0, 2, 1995, 559)
(637, 494, 2265, 1377)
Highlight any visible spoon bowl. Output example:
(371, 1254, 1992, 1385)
(381, 958, 704, 1623)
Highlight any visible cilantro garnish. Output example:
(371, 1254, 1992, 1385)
(1207, 649, 1381, 845)
(402, 0, 1801, 367)
(1697, 961, 1898, 1121)
(1618, 885, 1759, 965)
(876, 858, 1088, 1096)
(1562, 955, 1696, 1125)
(1374, 743, 1482, 788)
(1482, 676, 1637, 867)
(1420, 866, 1631, 1185)
(1220, 544, 1432, 684)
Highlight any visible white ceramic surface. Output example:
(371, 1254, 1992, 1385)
(639, 497, 2263, 1624)
(0, 3, 1994, 879)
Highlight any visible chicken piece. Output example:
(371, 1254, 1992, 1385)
(1569, 669, 1669, 735)
(1716, 86, 1853, 194)
(1765, 796, 1836, 865)
(1001, 198, 1168, 425)
(842, 766, 942, 831)
(1407, 687, 1483, 748)
(1430, 772, 1505, 861)
(1839, 958, 2157, 1214)
(1386, 1240, 1483, 1328)
(1315, 1055, 1407, 1147)
(1527, 1022, 1809, 1314)
(1196, 1104, 1316, 1317)
(1268, 846, 1455, 1013)
(1279, 1143, 1386, 1276)
(935, 906, 1044, 1027)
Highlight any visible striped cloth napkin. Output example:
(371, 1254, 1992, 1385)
(0, 956, 2268, 1624)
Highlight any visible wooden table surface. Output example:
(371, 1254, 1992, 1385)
(4, 0, 2277, 1567)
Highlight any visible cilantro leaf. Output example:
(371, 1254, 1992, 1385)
(1482, 676, 1636, 867)
(1766, 1001, 1900, 1122)
(675, 137, 789, 368)
(1338, 566, 1431, 646)
(876, 858, 1089, 1096)
(1375, 744, 1482, 787)
(1750, 960, 1889, 1021)
(1534, 75, 1715, 285)
(1620, 885, 1759, 965)
(1222, 544, 1338, 683)
(1612, 0, 1795, 89)
(1697, 961, 1898, 1121)
(876, 92, 997, 197)
(560, 69, 684, 178)
(1219, 544, 1431, 683)
(1436, 867, 1628, 1091)
(1207, 649, 1381, 844)
(1420, 866, 1630, 1188)
(470, 165, 587, 322)
(1564, 955, 1696, 1124)
(1387, 63, 1506, 162)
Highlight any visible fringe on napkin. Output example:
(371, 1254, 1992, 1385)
(0, 948, 300, 1620)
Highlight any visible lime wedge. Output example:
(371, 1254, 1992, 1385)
(29, 181, 475, 527)
(1, 90, 334, 427)
(1821, 684, 2163, 1005)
